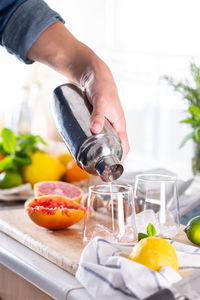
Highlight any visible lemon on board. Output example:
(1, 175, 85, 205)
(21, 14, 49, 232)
(0, 171, 23, 189)
(23, 151, 65, 186)
(128, 237, 179, 272)
(184, 216, 200, 246)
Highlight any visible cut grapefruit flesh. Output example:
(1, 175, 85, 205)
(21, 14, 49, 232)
(34, 181, 83, 203)
(25, 195, 85, 229)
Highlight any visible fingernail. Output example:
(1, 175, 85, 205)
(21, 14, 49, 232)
(92, 122, 102, 132)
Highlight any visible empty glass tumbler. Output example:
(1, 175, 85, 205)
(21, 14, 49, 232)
(134, 174, 180, 237)
(83, 184, 137, 245)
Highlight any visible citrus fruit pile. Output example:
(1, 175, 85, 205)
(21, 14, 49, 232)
(23, 151, 89, 186)
(129, 237, 179, 271)
(0, 127, 89, 189)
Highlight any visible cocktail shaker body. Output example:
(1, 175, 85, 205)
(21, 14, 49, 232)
(51, 83, 123, 182)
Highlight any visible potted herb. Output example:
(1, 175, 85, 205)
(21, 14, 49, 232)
(164, 63, 200, 175)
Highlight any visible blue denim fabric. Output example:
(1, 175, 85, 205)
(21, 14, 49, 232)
(0, 0, 64, 63)
(0, 0, 27, 38)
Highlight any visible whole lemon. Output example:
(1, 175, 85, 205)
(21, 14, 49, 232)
(23, 151, 65, 186)
(129, 237, 179, 272)
(184, 216, 200, 246)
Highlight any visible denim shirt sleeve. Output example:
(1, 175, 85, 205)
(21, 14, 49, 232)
(0, 0, 65, 64)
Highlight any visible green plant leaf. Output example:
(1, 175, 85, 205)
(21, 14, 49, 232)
(195, 127, 200, 142)
(0, 156, 13, 172)
(1, 128, 16, 154)
(189, 106, 200, 120)
(13, 156, 32, 165)
(179, 132, 195, 148)
(180, 118, 198, 124)
(138, 233, 148, 241)
(147, 223, 157, 236)
(190, 63, 200, 88)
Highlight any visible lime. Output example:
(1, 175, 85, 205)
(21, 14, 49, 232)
(0, 171, 23, 189)
(184, 216, 200, 246)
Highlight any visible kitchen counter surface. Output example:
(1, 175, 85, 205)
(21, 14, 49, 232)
(0, 201, 92, 300)
(0, 231, 92, 299)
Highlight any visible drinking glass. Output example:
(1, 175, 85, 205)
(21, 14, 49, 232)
(134, 174, 180, 237)
(83, 184, 137, 245)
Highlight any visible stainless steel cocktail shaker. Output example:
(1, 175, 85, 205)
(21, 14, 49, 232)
(51, 83, 123, 182)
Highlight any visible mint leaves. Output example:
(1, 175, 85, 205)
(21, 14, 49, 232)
(138, 223, 156, 241)
(147, 222, 157, 236)
(138, 223, 172, 241)
(138, 233, 149, 241)
(138, 223, 157, 241)
(0, 128, 47, 173)
(1, 128, 16, 154)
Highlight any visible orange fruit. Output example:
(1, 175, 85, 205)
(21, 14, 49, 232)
(25, 195, 85, 229)
(34, 181, 83, 203)
(64, 160, 88, 183)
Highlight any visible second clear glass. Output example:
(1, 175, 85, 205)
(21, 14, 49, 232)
(134, 174, 180, 237)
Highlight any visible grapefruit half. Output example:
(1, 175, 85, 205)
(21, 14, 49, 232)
(25, 195, 85, 229)
(34, 181, 83, 203)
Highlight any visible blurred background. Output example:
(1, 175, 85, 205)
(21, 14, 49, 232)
(1, 0, 200, 179)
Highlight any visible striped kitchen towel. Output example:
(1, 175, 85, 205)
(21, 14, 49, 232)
(76, 237, 200, 300)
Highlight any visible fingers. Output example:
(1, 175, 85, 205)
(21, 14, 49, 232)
(112, 117, 130, 162)
(89, 95, 130, 161)
(90, 106, 105, 134)
(117, 130, 130, 162)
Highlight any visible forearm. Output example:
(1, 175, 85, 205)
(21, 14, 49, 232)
(27, 21, 108, 89)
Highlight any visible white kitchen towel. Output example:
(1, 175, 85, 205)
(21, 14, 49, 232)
(76, 237, 200, 300)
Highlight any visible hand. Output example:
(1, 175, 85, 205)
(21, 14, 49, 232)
(85, 63, 130, 161)
(27, 21, 130, 160)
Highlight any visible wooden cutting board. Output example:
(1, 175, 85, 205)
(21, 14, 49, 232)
(0, 209, 196, 277)
(0, 209, 84, 275)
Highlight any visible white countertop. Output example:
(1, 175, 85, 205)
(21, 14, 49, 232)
(0, 232, 92, 300)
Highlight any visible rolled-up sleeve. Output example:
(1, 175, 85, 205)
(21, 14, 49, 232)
(1, 0, 65, 64)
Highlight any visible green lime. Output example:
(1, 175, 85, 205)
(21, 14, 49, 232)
(184, 216, 200, 246)
(0, 171, 23, 189)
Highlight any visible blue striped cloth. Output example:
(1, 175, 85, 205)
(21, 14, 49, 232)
(76, 237, 200, 300)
